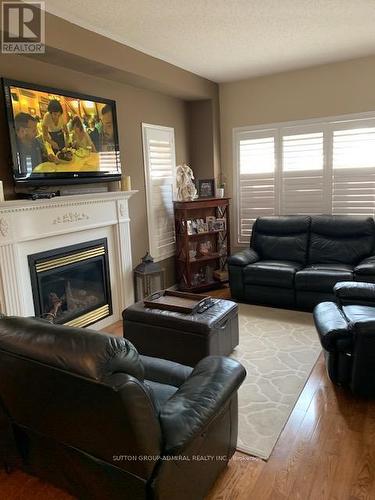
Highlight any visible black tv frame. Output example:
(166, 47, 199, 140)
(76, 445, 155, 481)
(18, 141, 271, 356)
(2, 78, 122, 186)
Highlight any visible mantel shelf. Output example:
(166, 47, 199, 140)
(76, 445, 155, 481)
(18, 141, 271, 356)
(0, 190, 138, 211)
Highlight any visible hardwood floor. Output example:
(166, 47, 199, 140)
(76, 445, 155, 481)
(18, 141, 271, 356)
(1, 289, 375, 499)
(207, 354, 375, 500)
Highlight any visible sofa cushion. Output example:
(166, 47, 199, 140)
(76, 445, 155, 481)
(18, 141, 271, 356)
(243, 260, 302, 288)
(295, 264, 353, 292)
(309, 216, 375, 265)
(342, 305, 375, 325)
(144, 380, 177, 414)
(251, 216, 310, 264)
(354, 255, 375, 275)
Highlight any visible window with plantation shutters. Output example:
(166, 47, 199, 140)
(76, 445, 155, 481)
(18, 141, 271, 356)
(235, 130, 276, 244)
(234, 113, 375, 245)
(332, 125, 375, 215)
(281, 129, 326, 215)
(142, 123, 176, 261)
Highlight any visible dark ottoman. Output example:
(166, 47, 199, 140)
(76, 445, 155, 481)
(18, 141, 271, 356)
(122, 298, 239, 366)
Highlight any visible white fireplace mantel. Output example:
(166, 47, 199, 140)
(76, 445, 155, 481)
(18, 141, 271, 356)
(0, 191, 137, 329)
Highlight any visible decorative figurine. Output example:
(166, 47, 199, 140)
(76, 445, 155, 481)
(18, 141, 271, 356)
(176, 163, 197, 201)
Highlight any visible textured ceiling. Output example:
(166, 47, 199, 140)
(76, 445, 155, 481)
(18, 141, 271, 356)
(45, 0, 375, 82)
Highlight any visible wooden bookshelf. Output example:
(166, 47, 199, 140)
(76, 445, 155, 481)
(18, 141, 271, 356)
(174, 197, 230, 292)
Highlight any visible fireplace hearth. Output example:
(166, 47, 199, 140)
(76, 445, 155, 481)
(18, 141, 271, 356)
(28, 239, 112, 328)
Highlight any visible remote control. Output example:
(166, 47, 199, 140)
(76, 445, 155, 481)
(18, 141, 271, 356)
(31, 192, 56, 200)
(21, 192, 57, 201)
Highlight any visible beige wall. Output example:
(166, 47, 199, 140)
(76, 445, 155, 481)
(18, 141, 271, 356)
(187, 97, 222, 186)
(0, 54, 189, 283)
(0, 0, 217, 101)
(0, 1, 221, 288)
(42, 9, 217, 101)
(188, 100, 214, 179)
(220, 55, 375, 249)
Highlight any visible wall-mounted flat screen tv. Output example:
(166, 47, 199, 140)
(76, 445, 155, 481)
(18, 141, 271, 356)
(2, 78, 122, 185)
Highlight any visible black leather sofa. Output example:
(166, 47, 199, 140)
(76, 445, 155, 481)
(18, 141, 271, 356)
(228, 215, 375, 310)
(314, 281, 375, 397)
(0, 316, 246, 500)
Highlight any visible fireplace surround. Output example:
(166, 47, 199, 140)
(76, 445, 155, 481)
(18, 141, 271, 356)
(0, 191, 136, 330)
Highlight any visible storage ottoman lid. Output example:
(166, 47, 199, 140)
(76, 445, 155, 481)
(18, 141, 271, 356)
(123, 298, 238, 335)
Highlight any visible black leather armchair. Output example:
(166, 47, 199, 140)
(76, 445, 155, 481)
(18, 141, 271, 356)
(0, 316, 246, 500)
(314, 281, 375, 397)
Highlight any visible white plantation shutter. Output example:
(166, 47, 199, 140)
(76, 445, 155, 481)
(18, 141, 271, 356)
(281, 129, 327, 215)
(236, 131, 276, 243)
(332, 125, 375, 215)
(234, 114, 375, 245)
(142, 124, 176, 261)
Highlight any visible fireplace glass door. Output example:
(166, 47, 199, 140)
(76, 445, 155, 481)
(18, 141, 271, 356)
(28, 239, 112, 328)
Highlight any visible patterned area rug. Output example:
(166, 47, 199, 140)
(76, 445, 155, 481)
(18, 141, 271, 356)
(232, 303, 321, 460)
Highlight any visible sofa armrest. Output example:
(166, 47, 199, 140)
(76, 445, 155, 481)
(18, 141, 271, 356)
(228, 248, 259, 267)
(140, 355, 193, 388)
(334, 281, 375, 305)
(313, 301, 350, 351)
(159, 356, 246, 455)
(354, 255, 375, 276)
(350, 318, 375, 397)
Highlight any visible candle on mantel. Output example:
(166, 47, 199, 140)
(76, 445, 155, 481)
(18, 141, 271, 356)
(121, 175, 132, 191)
(0, 181, 4, 202)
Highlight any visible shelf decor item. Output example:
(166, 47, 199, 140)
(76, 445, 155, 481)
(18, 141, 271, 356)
(176, 163, 198, 201)
(216, 184, 225, 198)
(121, 175, 132, 191)
(213, 217, 226, 231)
(206, 215, 215, 231)
(197, 178, 215, 198)
(133, 252, 165, 301)
(174, 197, 230, 292)
(217, 176, 227, 199)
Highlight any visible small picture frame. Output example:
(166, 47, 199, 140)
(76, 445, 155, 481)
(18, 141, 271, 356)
(186, 220, 194, 235)
(189, 241, 197, 260)
(213, 218, 226, 231)
(206, 216, 216, 231)
(197, 240, 212, 257)
(216, 217, 226, 229)
(195, 219, 207, 233)
(197, 179, 215, 198)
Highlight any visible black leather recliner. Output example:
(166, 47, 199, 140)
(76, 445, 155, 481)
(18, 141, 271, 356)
(314, 281, 375, 397)
(229, 215, 375, 310)
(0, 316, 246, 500)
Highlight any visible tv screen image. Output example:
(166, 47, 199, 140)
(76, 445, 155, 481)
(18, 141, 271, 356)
(2, 79, 122, 185)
